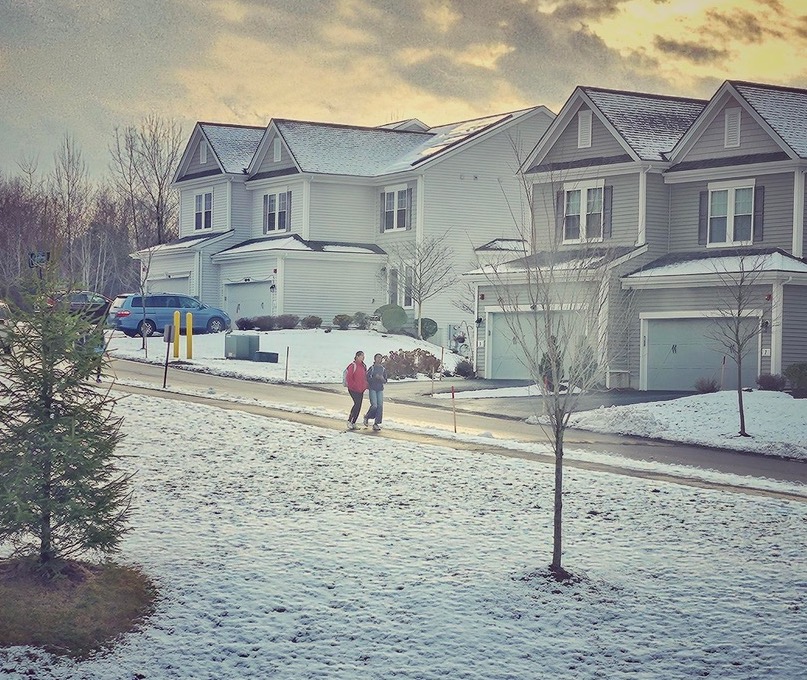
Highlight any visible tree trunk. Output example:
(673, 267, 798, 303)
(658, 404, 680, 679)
(737, 357, 748, 436)
(551, 421, 564, 572)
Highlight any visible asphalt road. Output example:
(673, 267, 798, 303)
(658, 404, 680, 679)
(108, 358, 807, 496)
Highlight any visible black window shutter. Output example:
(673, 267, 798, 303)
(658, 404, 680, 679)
(753, 186, 764, 242)
(555, 190, 564, 242)
(286, 191, 292, 231)
(380, 192, 385, 233)
(602, 185, 613, 238)
(698, 191, 708, 245)
(405, 187, 413, 230)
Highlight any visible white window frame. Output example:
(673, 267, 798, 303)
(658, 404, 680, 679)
(403, 265, 414, 309)
(707, 178, 755, 247)
(199, 142, 207, 164)
(562, 179, 604, 244)
(724, 107, 741, 148)
(387, 266, 414, 309)
(577, 109, 592, 149)
(273, 138, 281, 163)
(382, 183, 409, 231)
(194, 191, 212, 230)
(263, 190, 290, 233)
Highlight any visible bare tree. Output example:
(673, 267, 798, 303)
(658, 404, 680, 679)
(109, 115, 183, 248)
(387, 232, 458, 339)
(481, 171, 634, 579)
(706, 253, 768, 437)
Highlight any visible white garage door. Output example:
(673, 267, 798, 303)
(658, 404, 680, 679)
(224, 282, 275, 322)
(488, 311, 586, 380)
(148, 276, 190, 295)
(646, 317, 758, 391)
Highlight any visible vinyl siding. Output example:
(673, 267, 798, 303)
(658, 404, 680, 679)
(229, 180, 252, 241)
(543, 105, 627, 164)
(644, 172, 670, 257)
(309, 181, 385, 242)
(667, 172, 794, 252)
(219, 256, 279, 315)
(179, 180, 230, 237)
(781, 284, 807, 368)
(256, 134, 297, 174)
(185, 137, 221, 176)
(145, 252, 196, 297)
(684, 97, 782, 161)
(249, 178, 306, 238)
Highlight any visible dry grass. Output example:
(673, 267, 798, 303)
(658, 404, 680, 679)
(0, 557, 157, 657)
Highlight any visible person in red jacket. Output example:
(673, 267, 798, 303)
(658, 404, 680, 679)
(344, 350, 368, 429)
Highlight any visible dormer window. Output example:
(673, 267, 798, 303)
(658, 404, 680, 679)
(724, 108, 741, 148)
(577, 110, 592, 149)
(273, 138, 281, 162)
(199, 142, 208, 164)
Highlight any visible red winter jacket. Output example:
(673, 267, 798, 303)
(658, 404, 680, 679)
(345, 361, 368, 392)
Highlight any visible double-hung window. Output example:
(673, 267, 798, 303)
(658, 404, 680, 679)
(194, 192, 212, 230)
(387, 266, 414, 308)
(561, 180, 604, 243)
(707, 180, 754, 246)
(381, 184, 412, 231)
(264, 191, 292, 233)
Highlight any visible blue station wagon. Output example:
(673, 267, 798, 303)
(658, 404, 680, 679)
(109, 293, 231, 337)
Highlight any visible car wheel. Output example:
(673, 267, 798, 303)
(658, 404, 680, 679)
(206, 317, 226, 333)
(138, 319, 156, 337)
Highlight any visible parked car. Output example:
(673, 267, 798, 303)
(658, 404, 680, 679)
(109, 293, 231, 337)
(50, 290, 112, 322)
(106, 293, 133, 328)
(0, 300, 11, 354)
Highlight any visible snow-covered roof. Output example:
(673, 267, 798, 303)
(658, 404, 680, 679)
(213, 233, 385, 258)
(581, 88, 707, 161)
(133, 231, 233, 258)
(475, 239, 527, 252)
(624, 248, 807, 280)
(466, 246, 638, 276)
(199, 123, 265, 174)
(732, 81, 807, 159)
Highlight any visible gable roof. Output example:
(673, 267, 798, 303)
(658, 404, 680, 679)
(212, 233, 386, 260)
(669, 80, 807, 162)
(524, 86, 706, 172)
(199, 123, 265, 174)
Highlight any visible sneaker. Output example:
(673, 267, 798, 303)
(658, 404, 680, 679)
(363, 416, 369, 427)
(347, 421, 356, 430)
(372, 423, 381, 431)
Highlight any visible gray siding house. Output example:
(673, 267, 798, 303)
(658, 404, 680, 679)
(136, 108, 555, 344)
(469, 80, 807, 391)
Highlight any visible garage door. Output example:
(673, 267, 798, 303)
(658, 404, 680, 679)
(488, 311, 586, 380)
(224, 282, 275, 321)
(148, 276, 190, 295)
(646, 318, 758, 391)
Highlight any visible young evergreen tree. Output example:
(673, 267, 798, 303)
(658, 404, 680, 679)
(0, 270, 131, 567)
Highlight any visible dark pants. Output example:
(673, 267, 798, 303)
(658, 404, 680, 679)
(348, 390, 364, 423)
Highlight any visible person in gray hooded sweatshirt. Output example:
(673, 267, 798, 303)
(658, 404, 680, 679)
(362, 353, 388, 430)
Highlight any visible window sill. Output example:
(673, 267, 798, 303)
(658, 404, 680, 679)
(706, 240, 753, 248)
(562, 237, 604, 245)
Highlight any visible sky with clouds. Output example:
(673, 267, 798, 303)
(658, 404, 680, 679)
(1, 0, 806, 178)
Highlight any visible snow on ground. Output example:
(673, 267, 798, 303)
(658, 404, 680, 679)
(106, 329, 807, 460)
(2, 394, 805, 679)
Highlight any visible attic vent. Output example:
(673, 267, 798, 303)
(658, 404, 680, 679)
(199, 141, 207, 164)
(724, 108, 741, 148)
(273, 138, 281, 162)
(577, 109, 592, 149)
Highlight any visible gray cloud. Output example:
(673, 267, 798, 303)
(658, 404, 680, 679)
(704, 8, 785, 42)
(653, 37, 730, 64)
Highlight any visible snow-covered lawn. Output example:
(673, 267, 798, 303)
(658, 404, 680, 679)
(106, 329, 807, 460)
(2, 394, 805, 679)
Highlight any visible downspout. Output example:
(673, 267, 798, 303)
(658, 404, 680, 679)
(637, 165, 649, 247)
(793, 168, 805, 259)
(472, 279, 480, 375)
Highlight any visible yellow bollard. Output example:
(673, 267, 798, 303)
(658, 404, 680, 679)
(173, 310, 180, 358)
(186, 312, 193, 359)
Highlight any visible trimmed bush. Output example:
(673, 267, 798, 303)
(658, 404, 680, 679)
(253, 315, 276, 331)
(756, 373, 786, 391)
(352, 312, 369, 330)
(301, 315, 322, 329)
(275, 314, 299, 330)
(385, 349, 418, 379)
(415, 348, 442, 377)
(333, 314, 352, 330)
(417, 318, 438, 340)
(381, 305, 407, 332)
(454, 359, 475, 378)
(694, 376, 720, 393)
(783, 362, 807, 389)
(235, 317, 254, 331)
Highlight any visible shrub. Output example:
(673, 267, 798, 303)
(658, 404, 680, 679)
(417, 318, 438, 340)
(783, 362, 807, 389)
(275, 314, 299, 330)
(301, 315, 322, 329)
(384, 349, 418, 379)
(415, 348, 442, 377)
(235, 317, 254, 331)
(756, 373, 786, 391)
(253, 315, 276, 331)
(381, 304, 407, 332)
(333, 314, 352, 330)
(352, 312, 369, 330)
(454, 359, 475, 378)
(694, 376, 720, 393)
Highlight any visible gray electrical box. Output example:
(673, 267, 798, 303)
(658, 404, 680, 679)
(224, 333, 260, 360)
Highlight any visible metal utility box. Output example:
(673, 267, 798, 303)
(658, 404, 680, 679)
(224, 333, 260, 360)
(254, 351, 279, 363)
